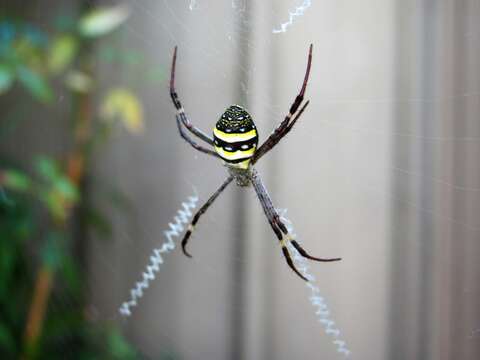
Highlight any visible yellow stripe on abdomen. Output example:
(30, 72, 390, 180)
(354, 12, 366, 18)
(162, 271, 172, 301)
(213, 128, 257, 142)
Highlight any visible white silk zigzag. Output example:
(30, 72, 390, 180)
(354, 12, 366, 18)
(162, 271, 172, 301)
(119, 192, 199, 317)
(273, 0, 312, 34)
(280, 209, 352, 358)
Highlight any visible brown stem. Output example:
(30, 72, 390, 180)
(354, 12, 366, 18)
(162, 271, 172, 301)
(22, 62, 93, 358)
(22, 268, 53, 356)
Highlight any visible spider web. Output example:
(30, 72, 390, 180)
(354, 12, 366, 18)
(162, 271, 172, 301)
(14, 1, 479, 359)
(93, 1, 480, 359)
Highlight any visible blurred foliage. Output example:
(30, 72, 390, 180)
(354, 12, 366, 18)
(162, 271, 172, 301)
(0, 3, 151, 359)
(78, 5, 130, 38)
(101, 88, 144, 133)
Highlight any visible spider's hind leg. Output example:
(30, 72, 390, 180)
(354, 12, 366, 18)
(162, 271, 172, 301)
(274, 218, 342, 262)
(181, 175, 234, 257)
(270, 217, 309, 282)
(250, 169, 308, 281)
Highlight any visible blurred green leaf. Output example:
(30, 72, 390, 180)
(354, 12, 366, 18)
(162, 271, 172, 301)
(64, 70, 93, 93)
(0, 187, 14, 206)
(43, 310, 84, 341)
(54, 177, 79, 203)
(12, 37, 43, 68)
(47, 34, 78, 74)
(16, 66, 54, 103)
(78, 5, 130, 38)
(0, 323, 15, 355)
(107, 328, 137, 359)
(0, 64, 14, 94)
(42, 231, 65, 270)
(101, 88, 144, 133)
(0, 239, 15, 296)
(35, 156, 59, 182)
(1, 169, 32, 192)
(58, 253, 82, 296)
(42, 183, 78, 220)
(42, 190, 65, 220)
(34, 157, 79, 219)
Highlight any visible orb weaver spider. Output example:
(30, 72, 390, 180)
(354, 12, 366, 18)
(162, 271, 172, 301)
(170, 44, 341, 281)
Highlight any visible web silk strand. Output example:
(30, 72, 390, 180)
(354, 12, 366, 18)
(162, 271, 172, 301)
(119, 192, 199, 316)
(280, 210, 352, 357)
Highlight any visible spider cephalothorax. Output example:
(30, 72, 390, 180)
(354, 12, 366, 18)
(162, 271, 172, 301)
(169, 44, 341, 281)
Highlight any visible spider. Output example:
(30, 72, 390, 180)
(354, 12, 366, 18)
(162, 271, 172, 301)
(170, 44, 341, 281)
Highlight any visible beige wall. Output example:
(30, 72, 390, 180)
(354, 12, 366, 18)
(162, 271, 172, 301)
(86, 1, 480, 359)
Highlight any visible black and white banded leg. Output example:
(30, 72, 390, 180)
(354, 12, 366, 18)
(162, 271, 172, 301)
(251, 169, 341, 281)
(273, 214, 341, 263)
(181, 176, 234, 257)
(176, 115, 220, 158)
(170, 46, 215, 147)
(252, 44, 313, 164)
(250, 170, 308, 280)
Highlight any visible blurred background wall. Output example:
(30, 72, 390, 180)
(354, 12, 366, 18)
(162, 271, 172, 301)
(1, 0, 479, 359)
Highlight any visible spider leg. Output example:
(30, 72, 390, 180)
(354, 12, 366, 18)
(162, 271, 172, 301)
(250, 170, 308, 281)
(176, 115, 220, 158)
(273, 214, 341, 262)
(252, 44, 313, 164)
(253, 100, 310, 165)
(170, 46, 215, 146)
(181, 176, 234, 257)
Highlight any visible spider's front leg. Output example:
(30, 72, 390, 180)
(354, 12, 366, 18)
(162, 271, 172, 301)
(250, 169, 340, 281)
(176, 115, 220, 158)
(170, 46, 219, 158)
(252, 44, 313, 164)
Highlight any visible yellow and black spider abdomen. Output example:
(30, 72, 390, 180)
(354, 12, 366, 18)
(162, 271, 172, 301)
(213, 105, 258, 169)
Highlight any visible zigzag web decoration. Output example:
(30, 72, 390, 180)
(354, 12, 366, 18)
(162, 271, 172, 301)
(119, 192, 199, 316)
(273, 0, 312, 34)
(118, 193, 351, 357)
(280, 209, 352, 357)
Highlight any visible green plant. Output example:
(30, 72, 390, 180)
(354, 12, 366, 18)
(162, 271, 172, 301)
(0, 4, 149, 359)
